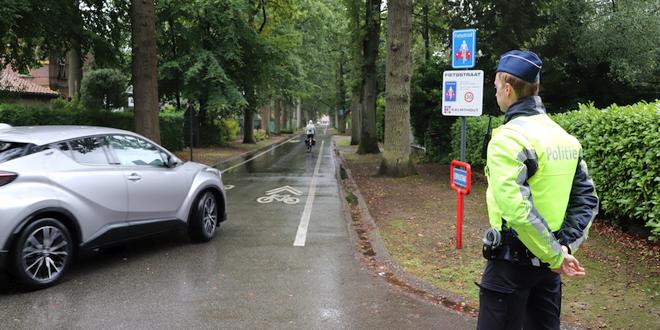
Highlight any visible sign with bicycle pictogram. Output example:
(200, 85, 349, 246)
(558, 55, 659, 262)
(441, 70, 484, 116)
(452, 29, 476, 69)
(257, 186, 302, 205)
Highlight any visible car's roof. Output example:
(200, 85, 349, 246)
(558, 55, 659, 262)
(0, 125, 139, 145)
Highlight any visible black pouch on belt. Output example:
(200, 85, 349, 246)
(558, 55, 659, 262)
(482, 227, 502, 260)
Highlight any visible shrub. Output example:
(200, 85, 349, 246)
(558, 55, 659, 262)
(554, 102, 659, 240)
(449, 114, 503, 168)
(50, 97, 82, 112)
(253, 129, 268, 142)
(159, 112, 184, 151)
(79, 69, 128, 111)
(0, 103, 184, 151)
(449, 101, 660, 240)
(221, 118, 240, 143)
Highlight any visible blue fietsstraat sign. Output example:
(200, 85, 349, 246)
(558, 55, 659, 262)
(444, 81, 457, 102)
(453, 168, 467, 188)
(452, 29, 476, 69)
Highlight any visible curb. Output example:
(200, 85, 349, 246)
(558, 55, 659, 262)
(331, 137, 477, 317)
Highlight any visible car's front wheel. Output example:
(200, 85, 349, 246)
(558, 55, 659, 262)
(10, 218, 73, 290)
(188, 191, 218, 242)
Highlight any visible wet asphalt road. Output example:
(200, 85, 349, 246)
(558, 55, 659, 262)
(0, 128, 475, 329)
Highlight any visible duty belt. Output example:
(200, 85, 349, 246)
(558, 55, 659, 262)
(485, 229, 544, 267)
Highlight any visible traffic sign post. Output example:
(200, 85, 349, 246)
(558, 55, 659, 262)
(444, 29, 480, 249)
(450, 160, 471, 249)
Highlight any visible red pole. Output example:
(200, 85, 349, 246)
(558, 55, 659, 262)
(450, 160, 470, 250)
(456, 191, 463, 249)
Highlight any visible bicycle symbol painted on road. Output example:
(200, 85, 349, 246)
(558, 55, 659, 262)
(257, 185, 303, 205)
(257, 194, 300, 204)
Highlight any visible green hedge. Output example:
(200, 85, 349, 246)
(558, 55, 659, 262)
(449, 115, 503, 168)
(159, 112, 185, 151)
(0, 104, 184, 151)
(450, 101, 660, 240)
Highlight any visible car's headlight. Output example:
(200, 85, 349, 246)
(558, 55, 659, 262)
(205, 167, 221, 178)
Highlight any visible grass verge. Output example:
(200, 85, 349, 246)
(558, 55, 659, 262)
(336, 136, 659, 329)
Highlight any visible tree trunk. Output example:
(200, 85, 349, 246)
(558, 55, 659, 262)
(357, 0, 381, 154)
(66, 40, 82, 100)
(348, 0, 362, 145)
(243, 105, 256, 143)
(131, 0, 160, 143)
(422, 3, 430, 64)
(284, 102, 291, 130)
(259, 104, 270, 132)
(274, 98, 282, 134)
(380, 0, 415, 177)
(242, 0, 260, 144)
(66, 0, 83, 100)
(296, 98, 301, 128)
(337, 59, 347, 133)
(350, 91, 361, 145)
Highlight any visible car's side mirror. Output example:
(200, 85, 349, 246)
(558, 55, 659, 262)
(166, 154, 177, 168)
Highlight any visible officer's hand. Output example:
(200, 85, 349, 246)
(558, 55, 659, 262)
(552, 246, 586, 277)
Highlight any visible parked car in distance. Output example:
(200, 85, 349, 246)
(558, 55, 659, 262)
(0, 125, 227, 289)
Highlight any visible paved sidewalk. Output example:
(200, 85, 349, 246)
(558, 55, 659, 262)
(332, 135, 478, 318)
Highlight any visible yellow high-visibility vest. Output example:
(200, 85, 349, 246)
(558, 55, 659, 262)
(486, 109, 591, 269)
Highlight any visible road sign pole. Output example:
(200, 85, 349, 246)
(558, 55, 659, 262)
(456, 190, 463, 249)
(460, 116, 467, 162)
(450, 160, 471, 250)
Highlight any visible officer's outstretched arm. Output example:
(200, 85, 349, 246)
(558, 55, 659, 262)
(556, 156, 599, 254)
(487, 129, 564, 269)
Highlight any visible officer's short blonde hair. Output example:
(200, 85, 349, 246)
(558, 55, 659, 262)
(498, 72, 539, 99)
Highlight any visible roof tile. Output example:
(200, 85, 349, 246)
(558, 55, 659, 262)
(0, 68, 59, 96)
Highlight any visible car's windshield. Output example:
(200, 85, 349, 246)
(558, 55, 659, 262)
(0, 141, 32, 164)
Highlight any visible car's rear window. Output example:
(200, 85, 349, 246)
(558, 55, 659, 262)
(0, 141, 32, 164)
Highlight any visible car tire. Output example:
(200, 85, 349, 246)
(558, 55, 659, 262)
(188, 191, 218, 243)
(10, 218, 73, 290)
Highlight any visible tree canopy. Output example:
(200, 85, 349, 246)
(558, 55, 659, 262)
(0, 0, 656, 149)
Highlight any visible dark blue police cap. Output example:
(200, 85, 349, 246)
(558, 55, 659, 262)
(496, 50, 542, 83)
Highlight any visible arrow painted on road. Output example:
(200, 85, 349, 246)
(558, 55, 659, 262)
(265, 185, 303, 196)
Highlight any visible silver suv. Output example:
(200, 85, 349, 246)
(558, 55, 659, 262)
(0, 125, 226, 289)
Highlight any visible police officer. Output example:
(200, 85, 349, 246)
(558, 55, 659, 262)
(477, 50, 599, 329)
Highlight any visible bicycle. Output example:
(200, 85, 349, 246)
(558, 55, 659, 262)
(305, 134, 315, 151)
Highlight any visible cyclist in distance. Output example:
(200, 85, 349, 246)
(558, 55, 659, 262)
(305, 120, 316, 150)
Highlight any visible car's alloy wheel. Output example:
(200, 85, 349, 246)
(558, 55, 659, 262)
(202, 193, 217, 236)
(12, 218, 73, 289)
(188, 191, 218, 242)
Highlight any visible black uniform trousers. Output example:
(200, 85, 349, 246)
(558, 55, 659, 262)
(477, 259, 561, 330)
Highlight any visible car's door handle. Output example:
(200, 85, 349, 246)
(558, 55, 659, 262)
(127, 173, 142, 182)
